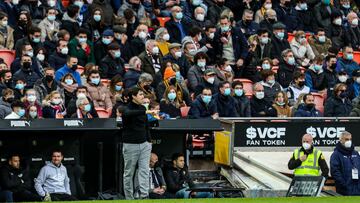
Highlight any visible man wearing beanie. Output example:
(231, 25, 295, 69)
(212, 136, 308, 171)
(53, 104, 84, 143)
(99, 42, 125, 79)
(94, 29, 115, 64)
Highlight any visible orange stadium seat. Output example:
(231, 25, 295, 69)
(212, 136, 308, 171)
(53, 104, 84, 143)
(95, 107, 110, 118)
(76, 65, 84, 75)
(312, 93, 325, 114)
(180, 106, 190, 117)
(233, 78, 253, 98)
(0, 49, 15, 66)
(101, 79, 111, 87)
(157, 17, 170, 27)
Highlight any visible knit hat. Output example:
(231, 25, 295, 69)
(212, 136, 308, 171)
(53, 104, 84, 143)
(163, 67, 176, 80)
(102, 29, 114, 37)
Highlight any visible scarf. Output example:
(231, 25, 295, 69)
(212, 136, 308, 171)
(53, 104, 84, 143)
(76, 108, 93, 119)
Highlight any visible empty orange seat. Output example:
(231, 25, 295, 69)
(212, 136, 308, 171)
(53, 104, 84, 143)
(101, 79, 111, 87)
(76, 65, 84, 75)
(157, 17, 170, 27)
(95, 107, 110, 118)
(0, 49, 15, 66)
(312, 93, 325, 114)
(180, 106, 190, 117)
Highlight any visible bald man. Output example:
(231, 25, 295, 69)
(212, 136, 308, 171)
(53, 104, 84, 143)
(288, 134, 329, 177)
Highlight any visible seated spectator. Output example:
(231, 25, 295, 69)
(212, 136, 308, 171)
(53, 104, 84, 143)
(0, 11, 14, 50)
(259, 8, 277, 32)
(345, 12, 360, 50)
(94, 29, 115, 64)
(294, 93, 322, 117)
(250, 82, 271, 117)
(130, 24, 149, 57)
(305, 55, 327, 93)
(42, 91, 67, 119)
(99, 42, 125, 79)
(137, 73, 157, 101)
(83, 7, 108, 44)
(71, 97, 94, 118)
(34, 149, 77, 201)
(84, 70, 112, 112)
(208, 0, 229, 24)
(188, 52, 211, 92)
(0, 88, 14, 119)
(294, 0, 317, 33)
(23, 89, 42, 118)
(38, 7, 60, 43)
(255, 0, 273, 23)
(214, 58, 234, 83)
(13, 11, 31, 43)
(232, 81, 251, 117)
(267, 91, 291, 117)
(163, 43, 191, 79)
(323, 55, 339, 91)
(213, 81, 238, 117)
(347, 70, 360, 100)
(109, 75, 124, 105)
(336, 46, 360, 76)
(313, 0, 335, 33)
(253, 58, 275, 82)
(113, 25, 131, 62)
(288, 71, 310, 106)
(192, 6, 211, 30)
(277, 49, 297, 88)
(26, 104, 41, 119)
(270, 22, 290, 65)
(117, 0, 146, 20)
(290, 30, 315, 67)
(188, 87, 218, 119)
(13, 54, 40, 88)
(48, 39, 68, 70)
(182, 26, 208, 54)
(13, 78, 27, 100)
(327, 11, 347, 50)
(260, 70, 282, 105)
(34, 48, 49, 77)
(274, 0, 298, 32)
(248, 28, 272, 69)
(55, 56, 82, 85)
(0, 154, 41, 202)
(160, 85, 183, 118)
(139, 39, 163, 79)
(68, 28, 95, 66)
(155, 27, 171, 56)
(10, 43, 39, 75)
(34, 67, 64, 104)
(0, 70, 12, 96)
(5, 100, 25, 119)
(124, 56, 142, 88)
(60, 5, 80, 39)
(194, 69, 220, 97)
(60, 73, 79, 107)
(236, 9, 259, 39)
(81, 63, 98, 85)
(165, 6, 190, 43)
(324, 83, 353, 117)
(308, 28, 332, 57)
(14, 26, 43, 58)
(165, 153, 213, 198)
(66, 86, 98, 118)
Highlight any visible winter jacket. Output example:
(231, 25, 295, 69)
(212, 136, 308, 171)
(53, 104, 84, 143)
(313, 3, 335, 31)
(38, 17, 60, 42)
(261, 81, 282, 106)
(0, 25, 14, 50)
(270, 35, 291, 60)
(89, 0, 114, 27)
(305, 66, 327, 92)
(14, 36, 43, 58)
(68, 38, 95, 66)
(345, 25, 360, 50)
(276, 61, 296, 88)
(294, 8, 317, 33)
(274, 5, 298, 32)
(165, 18, 190, 43)
(327, 24, 347, 50)
(336, 58, 360, 76)
(250, 97, 271, 117)
(13, 66, 41, 89)
(162, 54, 191, 79)
(94, 40, 108, 65)
(287, 82, 310, 105)
(159, 101, 181, 118)
(123, 69, 141, 88)
(207, 4, 229, 24)
(84, 83, 112, 110)
(48, 51, 67, 70)
(308, 35, 332, 57)
(34, 162, 70, 197)
(290, 38, 315, 65)
(187, 65, 205, 92)
(42, 102, 67, 118)
(294, 103, 322, 117)
(324, 96, 353, 117)
(330, 142, 360, 196)
(138, 51, 163, 79)
(213, 93, 239, 117)
(99, 54, 125, 79)
(164, 166, 194, 194)
(188, 95, 217, 119)
(33, 78, 64, 104)
(60, 12, 80, 39)
(129, 36, 146, 57)
(122, 101, 150, 143)
(236, 20, 259, 39)
(0, 99, 12, 119)
(234, 94, 251, 117)
(55, 64, 82, 85)
(0, 165, 31, 193)
(117, 0, 146, 20)
(66, 96, 98, 118)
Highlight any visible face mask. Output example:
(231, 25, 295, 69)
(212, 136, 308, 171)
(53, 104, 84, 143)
(29, 111, 37, 118)
(32, 37, 40, 43)
(84, 104, 91, 112)
(206, 77, 215, 84)
(23, 62, 31, 69)
(318, 36, 326, 43)
(78, 37, 87, 44)
(1, 20, 8, 27)
(352, 19, 359, 26)
(224, 65, 232, 72)
(45, 75, 54, 82)
(17, 109, 25, 117)
(26, 51, 34, 57)
(197, 61, 206, 68)
(234, 89, 243, 97)
(264, 3, 272, 9)
(339, 91, 348, 99)
(15, 83, 24, 90)
(223, 88, 231, 96)
(197, 34, 202, 41)
(344, 140, 352, 148)
(175, 12, 183, 20)
(202, 95, 211, 104)
(314, 64, 322, 72)
(52, 98, 62, 105)
(115, 85, 122, 91)
(306, 103, 315, 109)
(65, 79, 73, 85)
(330, 63, 337, 70)
(12, 0, 19, 5)
(61, 47, 68, 55)
(323, 0, 330, 5)
(338, 75, 348, 83)
(302, 142, 311, 150)
(114, 51, 121, 58)
(138, 31, 147, 39)
(71, 64, 78, 71)
(268, 18, 276, 24)
(102, 38, 112, 45)
(77, 93, 87, 99)
(208, 32, 215, 40)
(93, 15, 101, 22)
(298, 81, 305, 87)
(276, 32, 284, 40)
(48, 0, 56, 7)
(152, 47, 159, 55)
(356, 78, 360, 84)
(27, 95, 37, 102)
(346, 53, 354, 60)
(267, 79, 275, 85)
(262, 63, 271, 70)
(175, 51, 182, 58)
(6, 97, 14, 103)
(192, 0, 201, 6)
(287, 57, 295, 65)
(343, 4, 351, 9)
(37, 54, 45, 62)
(221, 25, 230, 33)
(176, 71, 182, 81)
(260, 37, 269, 44)
(299, 3, 308, 10)
(334, 18, 342, 26)
(163, 33, 170, 41)
(167, 92, 176, 101)
(91, 78, 100, 85)
(47, 15, 56, 21)
(255, 91, 264, 99)
(276, 101, 285, 106)
(196, 14, 205, 22)
(74, 1, 84, 8)
(299, 37, 307, 44)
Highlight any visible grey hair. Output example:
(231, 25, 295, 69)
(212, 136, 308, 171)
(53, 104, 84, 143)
(129, 56, 141, 69)
(339, 131, 352, 140)
(145, 39, 156, 49)
(138, 73, 153, 83)
(281, 49, 293, 58)
(76, 97, 89, 108)
(155, 27, 167, 40)
(252, 82, 263, 91)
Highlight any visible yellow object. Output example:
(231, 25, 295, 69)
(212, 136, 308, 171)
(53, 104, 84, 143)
(214, 131, 231, 166)
(293, 148, 322, 176)
(157, 41, 170, 56)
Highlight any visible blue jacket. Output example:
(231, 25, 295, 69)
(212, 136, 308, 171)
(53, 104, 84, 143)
(188, 96, 217, 119)
(55, 65, 82, 86)
(330, 142, 360, 196)
(213, 93, 238, 117)
(294, 103, 322, 117)
(336, 58, 360, 76)
(324, 96, 352, 117)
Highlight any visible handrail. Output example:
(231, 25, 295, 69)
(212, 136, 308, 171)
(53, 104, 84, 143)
(219, 117, 360, 121)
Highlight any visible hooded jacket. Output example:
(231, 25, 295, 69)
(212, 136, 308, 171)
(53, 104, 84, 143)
(34, 161, 70, 197)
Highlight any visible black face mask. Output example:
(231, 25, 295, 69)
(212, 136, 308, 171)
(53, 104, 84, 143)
(306, 103, 315, 109)
(169, 78, 177, 85)
(217, 1, 225, 7)
(130, 2, 140, 10)
(5, 97, 14, 103)
(45, 75, 54, 82)
(71, 64, 78, 71)
(268, 18, 276, 24)
(19, 20, 27, 26)
(143, 85, 151, 91)
(243, 20, 252, 26)
(23, 62, 31, 70)
(329, 64, 337, 70)
(4, 80, 11, 87)
(284, 1, 291, 7)
(298, 81, 305, 87)
(339, 91, 348, 98)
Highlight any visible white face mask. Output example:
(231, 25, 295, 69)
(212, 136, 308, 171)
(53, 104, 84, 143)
(344, 140, 352, 148)
(352, 18, 359, 26)
(338, 75, 348, 83)
(175, 51, 182, 58)
(356, 77, 360, 84)
(264, 3, 272, 9)
(206, 77, 215, 84)
(27, 95, 37, 102)
(255, 91, 264, 99)
(162, 33, 170, 41)
(224, 65, 232, 72)
(138, 31, 147, 39)
(152, 46, 159, 55)
(208, 32, 215, 40)
(196, 14, 205, 21)
(334, 18, 342, 26)
(37, 53, 45, 62)
(77, 93, 87, 99)
(302, 142, 311, 150)
(61, 47, 69, 55)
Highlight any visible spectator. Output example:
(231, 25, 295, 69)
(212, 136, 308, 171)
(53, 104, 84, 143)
(10, 43, 40, 75)
(288, 71, 310, 106)
(327, 11, 347, 50)
(122, 87, 154, 200)
(214, 58, 234, 83)
(160, 85, 183, 118)
(194, 68, 219, 97)
(117, 0, 146, 20)
(255, 0, 272, 23)
(188, 87, 218, 119)
(324, 83, 353, 116)
(250, 82, 271, 117)
(260, 69, 282, 105)
(288, 134, 329, 177)
(192, 6, 211, 29)
(0, 11, 14, 50)
(14, 26, 43, 58)
(259, 8, 277, 32)
(89, 0, 114, 27)
(267, 91, 291, 117)
(339, 0, 352, 22)
(232, 80, 251, 117)
(38, 7, 60, 43)
(130, 24, 149, 57)
(83, 7, 108, 42)
(0, 154, 41, 202)
(113, 25, 132, 62)
(60, 5, 80, 39)
(13, 78, 26, 100)
(109, 75, 124, 105)
(305, 55, 327, 93)
(4, 100, 25, 119)
(208, 0, 228, 24)
(137, 73, 157, 101)
(0, 0, 19, 28)
(182, 26, 208, 54)
(323, 55, 339, 91)
(34, 48, 49, 77)
(330, 131, 360, 195)
(274, 0, 298, 32)
(213, 81, 238, 117)
(155, 27, 170, 56)
(236, 9, 259, 39)
(124, 56, 142, 88)
(94, 29, 115, 64)
(13, 11, 32, 43)
(139, 39, 163, 78)
(336, 46, 360, 76)
(55, 56, 82, 85)
(34, 149, 76, 201)
(290, 30, 315, 67)
(270, 22, 290, 64)
(277, 49, 297, 88)
(71, 97, 94, 118)
(68, 28, 95, 66)
(13, 54, 40, 88)
(165, 6, 190, 43)
(42, 91, 67, 119)
(248, 29, 272, 69)
(165, 153, 213, 198)
(84, 70, 112, 112)
(26, 104, 40, 119)
(23, 89, 42, 118)
(294, 0, 317, 33)
(59, 73, 79, 106)
(348, 69, 360, 100)
(313, 0, 335, 32)
(345, 12, 360, 50)
(0, 70, 12, 95)
(48, 39, 69, 70)
(66, 86, 98, 118)
(163, 43, 191, 79)
(99, 42, 125, 79)
(0, 88, 14, 119)
(309, 28, 332, 57)
(34, 67, 63, 104)
(187, 52, 211, 92)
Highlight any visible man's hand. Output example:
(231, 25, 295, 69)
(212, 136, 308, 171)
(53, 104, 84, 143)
(300, 155, 307, 162)
(146, 110, 160, 115)
(212, 113, 219, 119)
(80, 42, 87, 50)
(272, 59, 279, 65)
(205, 43, 213, 49)
(153, 187, 163, 194)
(220, 37, 228, 44)
(121, 34, 128, 45)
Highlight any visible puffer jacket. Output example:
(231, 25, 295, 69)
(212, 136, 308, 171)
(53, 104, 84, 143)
(84, 82, 113, 109)
(308, 35, 332, 57)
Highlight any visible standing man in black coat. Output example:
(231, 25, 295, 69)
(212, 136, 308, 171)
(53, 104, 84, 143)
(165, 6, 191, 43)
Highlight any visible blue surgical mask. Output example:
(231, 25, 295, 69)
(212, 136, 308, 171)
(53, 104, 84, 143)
(167, 92, 176, 101)
(114, 51, 121, 58)
(346, 53, 354, 60)
(78, 37, 87, 44)
(262, 63, 271, 70)
(175, 12, 183, 20)
(102, 38, 112, 45)
(314, 64, 322, 72)
(84, 104, 91, 112)
(74, 1, 84, 8)
(287, 57, 295, 65)
(221, 25, 230, 32)
(91, 78, 100, 85)
(93, 15, 101, 22)
(18, 109, 25, 117)
(15, 83, 24, 90)
(32, 37, 40, 43)
(65, 79, 74, 85)
(202, 95, 212, 104)
(234, 89, 244, 97)
(197, 61, 206, 68)
(276, 32, 285, 39)
(115, 85, 122, 91)
(175, 71, 182, 81)
(47, 15, 56, 21)
(224, 88, 231, 96)
(29, 111, 37, 118)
